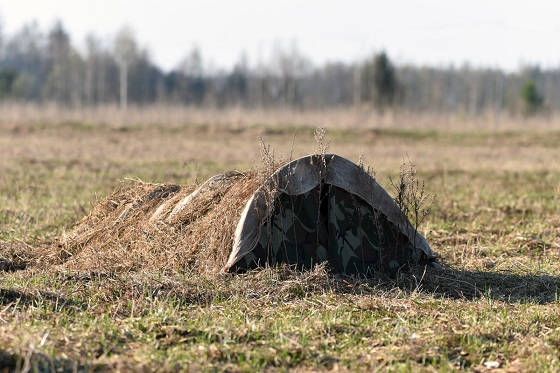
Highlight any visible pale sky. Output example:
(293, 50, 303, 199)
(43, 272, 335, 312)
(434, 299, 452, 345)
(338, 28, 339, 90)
(0, 0, 559, 72)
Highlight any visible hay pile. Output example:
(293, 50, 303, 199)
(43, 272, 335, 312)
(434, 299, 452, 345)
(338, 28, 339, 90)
(41, 170, 263, 275)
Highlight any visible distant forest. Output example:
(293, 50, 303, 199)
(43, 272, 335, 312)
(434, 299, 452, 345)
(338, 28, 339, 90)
(0, 21, 558, 115)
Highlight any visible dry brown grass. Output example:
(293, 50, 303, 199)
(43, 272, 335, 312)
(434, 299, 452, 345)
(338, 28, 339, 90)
(2, 107, 560, 181)
(2, 107, 560, 371)
(35, 171, 267, 275)
(2, 103, 560, 131)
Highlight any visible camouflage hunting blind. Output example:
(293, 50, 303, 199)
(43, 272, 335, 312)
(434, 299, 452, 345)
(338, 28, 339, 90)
(226, 154, 436, 275)
(61, 154, 437, 275)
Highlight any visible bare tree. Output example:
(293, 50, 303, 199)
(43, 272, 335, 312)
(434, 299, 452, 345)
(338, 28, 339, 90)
(84, 34, 100, 106)
(0, 17, 3, 58)
(114, 27, 137, 111)
(178, 47, 204, 77)
(270, 41, 312, 107)
(177, 47, 206, 104)
(44, 21, 72, 104)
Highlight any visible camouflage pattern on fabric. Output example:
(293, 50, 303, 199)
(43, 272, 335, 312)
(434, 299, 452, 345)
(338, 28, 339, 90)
(233, 184, 427, 275)
(236, 187, 329, 270)
(326, 186, 424, 274)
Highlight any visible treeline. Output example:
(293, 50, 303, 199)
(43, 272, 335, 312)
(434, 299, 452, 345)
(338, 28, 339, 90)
(0, 21, 557, 115)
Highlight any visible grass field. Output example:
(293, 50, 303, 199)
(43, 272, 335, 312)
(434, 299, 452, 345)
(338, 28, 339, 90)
(1, 107, 560, 371)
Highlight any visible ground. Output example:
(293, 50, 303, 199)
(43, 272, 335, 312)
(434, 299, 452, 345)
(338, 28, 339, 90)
(1, 108, 560, 372)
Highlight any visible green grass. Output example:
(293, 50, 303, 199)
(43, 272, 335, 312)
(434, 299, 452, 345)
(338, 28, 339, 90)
(1, 121, 560, 371)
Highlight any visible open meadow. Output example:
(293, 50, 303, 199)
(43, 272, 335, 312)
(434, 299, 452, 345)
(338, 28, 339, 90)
(1, 106, 560, 371)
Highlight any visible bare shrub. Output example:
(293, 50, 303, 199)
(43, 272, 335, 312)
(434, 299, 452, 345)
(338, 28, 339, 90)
(389, 157, 434, 245)
(313, 127, 329, 156)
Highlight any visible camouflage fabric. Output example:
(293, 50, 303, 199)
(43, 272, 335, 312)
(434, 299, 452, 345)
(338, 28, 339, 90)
(325, 186, 424, 275)
(233, 184, 427, 275)
(236, 187, 328, 270)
